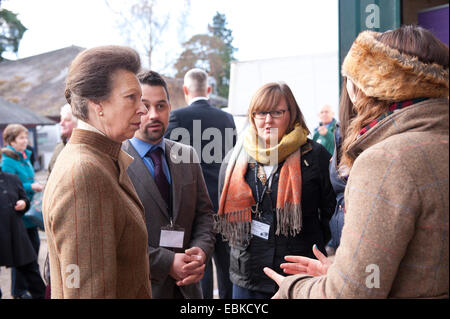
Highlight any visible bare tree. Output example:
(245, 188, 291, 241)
(105, 0, 190, 72)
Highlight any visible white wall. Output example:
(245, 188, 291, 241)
(228, 53, 339, 135)
(36, 124, 61, 170)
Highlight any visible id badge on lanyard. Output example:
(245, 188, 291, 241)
(160, 219, 185, 248)
(158, 185, 184, 248)
(250, 164, 275, 241)
(251, 219, 270, 240)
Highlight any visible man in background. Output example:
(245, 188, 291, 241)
(48, 104, 77, 173)
(312, 104, 337, 155)
(165, 68, 236, 299)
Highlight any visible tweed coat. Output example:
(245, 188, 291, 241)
(47, 142, 65, 174)
(42, 129, 152, 299)
(123, 139, 215, 299)
(279, 98, 449, 298)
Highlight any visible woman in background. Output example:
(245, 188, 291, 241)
(1, 124, 45, 299)
(0, 149, 45, 299)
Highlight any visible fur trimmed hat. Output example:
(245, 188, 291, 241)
(342, 30, 449, 101)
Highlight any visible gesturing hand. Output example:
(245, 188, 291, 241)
(280, 244, 331, 277)
(263, 267, 285, 299)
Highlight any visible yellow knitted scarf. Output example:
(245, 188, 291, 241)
(215, 124, 308, 246)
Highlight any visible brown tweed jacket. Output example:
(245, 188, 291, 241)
(43, 129, 152, 299)
(279, 98, 449, 298)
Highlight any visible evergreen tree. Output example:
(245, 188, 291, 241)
(208, 12, 236, 98)
(174, 12, 236, 99)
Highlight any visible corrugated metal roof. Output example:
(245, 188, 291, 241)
(0, 96, 55, 126)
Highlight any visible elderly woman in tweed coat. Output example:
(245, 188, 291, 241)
(43, 46, 152, 298)
(264, 25, 449, 299)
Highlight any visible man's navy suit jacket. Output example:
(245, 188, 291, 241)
(165, 99, 236, 212)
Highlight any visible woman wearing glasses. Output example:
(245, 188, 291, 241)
(215, 82, 336, 298)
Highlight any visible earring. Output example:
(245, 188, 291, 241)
(99, 111, 103, 116)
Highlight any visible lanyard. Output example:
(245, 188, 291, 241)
(168, 186, 174, 227)
(253, 163, 277, 212)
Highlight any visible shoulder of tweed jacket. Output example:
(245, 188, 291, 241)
(42, 129, 151, 299)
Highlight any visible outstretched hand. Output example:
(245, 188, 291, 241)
(263, 244, 332, 299)
(263, 267, 284, 299)
(280, 244, 331, 277)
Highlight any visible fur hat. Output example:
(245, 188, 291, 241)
(342, 30, 449, 101)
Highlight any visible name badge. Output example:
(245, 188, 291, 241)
(160, 229, 185, 248)
(251, 220, 270, 240)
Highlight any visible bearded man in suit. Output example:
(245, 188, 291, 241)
(123, 70, 215, 299)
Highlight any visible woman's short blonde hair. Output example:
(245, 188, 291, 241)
(3, 124, 28, 145)
(248, 82, 310, 135)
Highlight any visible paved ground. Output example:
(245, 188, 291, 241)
(0, 231, 48, 299)
(0, 170, 219, 299)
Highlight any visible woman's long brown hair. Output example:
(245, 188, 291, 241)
(340, 25, 449, 172)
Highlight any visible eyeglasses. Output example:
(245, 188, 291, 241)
(252, 110, 288, 119)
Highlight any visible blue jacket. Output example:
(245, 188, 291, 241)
(1, 145, 36, 228)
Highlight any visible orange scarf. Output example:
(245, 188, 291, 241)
(215, 126, 306, 246)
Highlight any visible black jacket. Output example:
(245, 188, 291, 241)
(219, 139, 336, 293)
(165, 99, 236, 212)
(329, 124, 347, 249)
(0, 170, 35, 267)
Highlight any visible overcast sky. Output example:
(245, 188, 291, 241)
(2, 0, 339, 75)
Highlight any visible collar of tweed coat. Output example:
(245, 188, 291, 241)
(347, 98, 449, 160)
(69, 128, 122, 160)
(342, 30, 449, 101)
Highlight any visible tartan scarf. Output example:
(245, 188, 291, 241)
(215, 124, 307, 246)
(359, 98, 429, 137)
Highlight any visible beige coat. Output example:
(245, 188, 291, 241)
(43, 129, 152, 299)
(279, 98, 449, 298)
